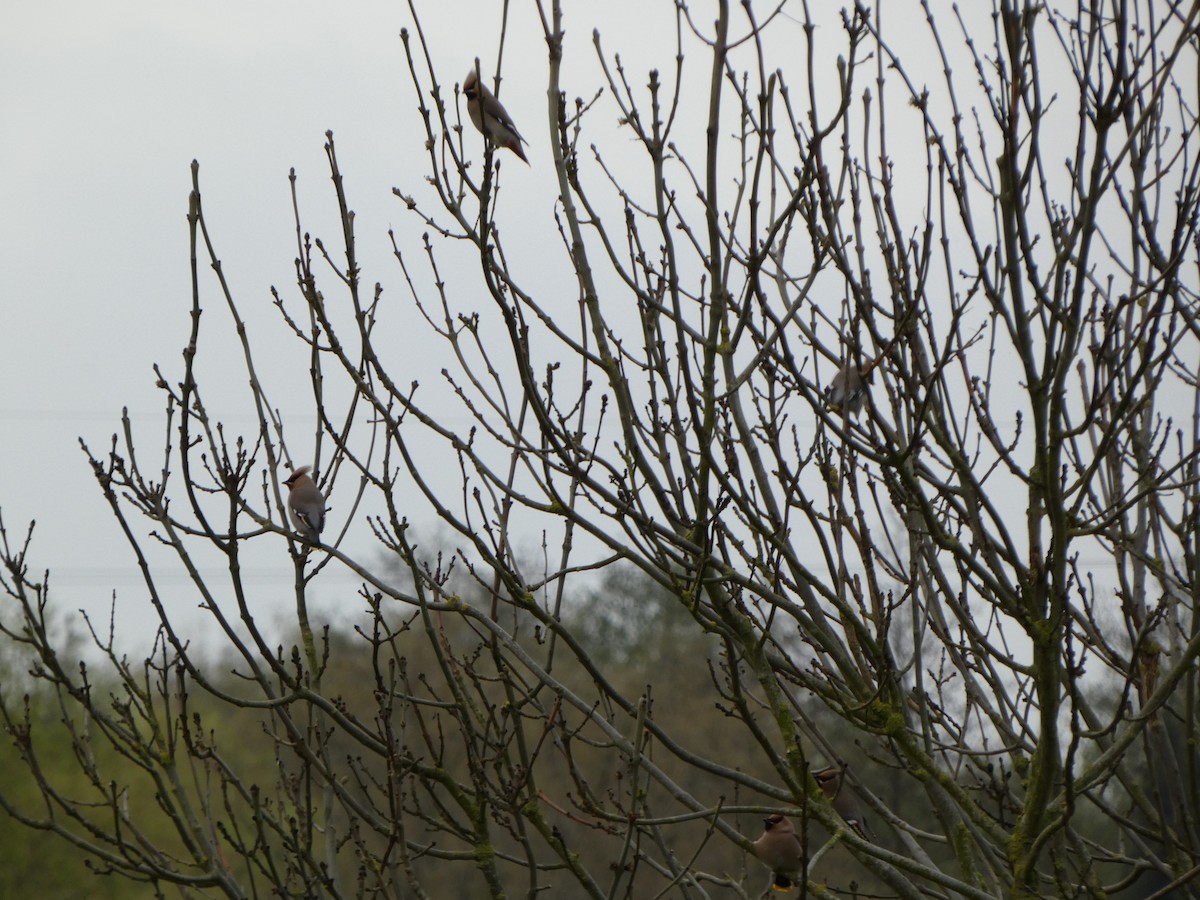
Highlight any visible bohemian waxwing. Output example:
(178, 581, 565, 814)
(826, 363, 868, 416)
(462, 68, 529, 163)
(825, 302, 921, 417)
(284, 465, 325, 542)
(751, 813, 805, 892)
(814, 767, 874, 840)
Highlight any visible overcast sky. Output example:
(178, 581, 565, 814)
(1, 1, 1136, 658)
(0, 0, 725, 652)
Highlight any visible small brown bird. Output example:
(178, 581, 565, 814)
(751, 813, 805, 892)
(814, 767, 874, 840)
(284, 465, 325, 542)
(826, 363, 868, 416)
(463, 68, 528, 163)
(825, 302, 921, 417)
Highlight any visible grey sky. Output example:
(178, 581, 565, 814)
(0, 0, 695, 649)
(0, 0, 1149, 655)
(3, 1, 426, 646)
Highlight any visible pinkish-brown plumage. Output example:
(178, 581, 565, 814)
(815, 767, 874, 840)
(463, 69, 528, 163)
(826, 362, 868, 415)
(751, 813, 805, 892)
(284, 465, 326, 542)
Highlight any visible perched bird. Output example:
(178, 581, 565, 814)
(825, 302, 922, 418)
(826, 363, 868, 416)
(463, 68, 528, 163)
(284, 465, 326, 542)
(751, 813, 805, 893)
(814, 767, 874, 840)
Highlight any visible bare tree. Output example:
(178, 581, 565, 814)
(2, 1, 1199, 897)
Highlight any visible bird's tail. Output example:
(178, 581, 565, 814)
(507, 139, 530, 164)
